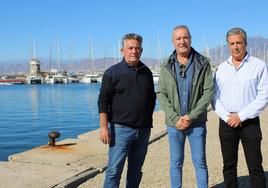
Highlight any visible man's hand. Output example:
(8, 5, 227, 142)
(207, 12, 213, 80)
(175, 115, 191, 130)
(99, 112, 110, 144)
(227, 113, 241, 128)
(100, 126, 110, 144)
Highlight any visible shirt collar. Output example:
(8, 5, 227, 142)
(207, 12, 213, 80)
(122, 58, 143, 70)
(175, 50, 193, 69)
(227, 52, 249, 67)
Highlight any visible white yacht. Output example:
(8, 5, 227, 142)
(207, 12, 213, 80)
(26, 75, 43, 84)
(80, 74, 99, 84)
(45, 74, 68, 84)
(152, 72, 159, 84)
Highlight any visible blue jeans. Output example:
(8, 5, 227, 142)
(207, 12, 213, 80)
(167, 124, 208, 188)
(103, 124, 151, 188)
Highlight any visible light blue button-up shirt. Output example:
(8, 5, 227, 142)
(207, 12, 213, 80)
(175, 55, 194, 116)
(212, 54, 268, 122)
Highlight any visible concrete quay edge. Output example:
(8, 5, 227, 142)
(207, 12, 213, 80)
(53, 130, 167, 188)
(0, 111, 166, 188)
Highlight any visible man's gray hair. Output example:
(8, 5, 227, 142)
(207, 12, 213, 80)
(226, 27, 247, 45)
(122, 33, 143, 48)
(173, 25, 192, 38)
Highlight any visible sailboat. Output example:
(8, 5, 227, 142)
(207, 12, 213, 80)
(44, 41, 68, 84)
(80, 39, 100, 83)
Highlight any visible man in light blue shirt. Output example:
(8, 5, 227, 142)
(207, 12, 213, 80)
(212, 27, 268, 188)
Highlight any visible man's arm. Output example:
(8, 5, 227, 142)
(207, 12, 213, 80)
(100, 112, 110, 144)
(212, 73, 230, 122)
(238, 63, 268, 121)
(156, 66, 180, 126)
(98, 72, 112, 144)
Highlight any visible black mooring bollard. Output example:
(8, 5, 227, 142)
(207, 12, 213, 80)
(48, 131, 60, 146)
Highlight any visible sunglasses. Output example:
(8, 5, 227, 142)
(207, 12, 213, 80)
(179, 64, 186, 79)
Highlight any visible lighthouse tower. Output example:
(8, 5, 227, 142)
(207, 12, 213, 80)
(29, 58, 41, 76)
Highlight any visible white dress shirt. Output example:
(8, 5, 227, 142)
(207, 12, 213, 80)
(212, 54, 268, 122)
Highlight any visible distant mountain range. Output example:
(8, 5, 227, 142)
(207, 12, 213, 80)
(206, 36, 268, 64)
(1, 36, 268, 75)
(0, 57, 160, 75)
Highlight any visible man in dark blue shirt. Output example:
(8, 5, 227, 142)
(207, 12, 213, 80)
(98, 33, 156, 188)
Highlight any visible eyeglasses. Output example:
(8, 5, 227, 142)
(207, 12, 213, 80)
(179, 64, 186, 79)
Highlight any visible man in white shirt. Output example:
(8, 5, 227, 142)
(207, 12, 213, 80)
(212, 27, 268, 188)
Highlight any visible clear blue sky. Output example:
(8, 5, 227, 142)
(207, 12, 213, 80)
(1, 0, 267, 61)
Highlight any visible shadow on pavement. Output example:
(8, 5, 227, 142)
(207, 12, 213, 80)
(211, 171, 268, 188)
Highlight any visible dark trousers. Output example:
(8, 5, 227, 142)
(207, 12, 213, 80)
(219, 117, 266, 188)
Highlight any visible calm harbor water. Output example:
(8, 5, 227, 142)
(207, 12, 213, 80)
(0, 84, 101, 161)
(0, 83, 159, 161)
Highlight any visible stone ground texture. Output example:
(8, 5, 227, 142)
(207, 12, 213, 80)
(79, 110, 268, 188)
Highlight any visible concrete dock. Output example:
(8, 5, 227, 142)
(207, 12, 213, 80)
(0, 110, 267, 188)
(0, 111, 166, 188)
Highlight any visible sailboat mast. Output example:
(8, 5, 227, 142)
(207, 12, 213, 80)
(33, 40, 36, 60)
(49, 45, 52, 74)
(157, 30, 162, 70)
(92, 42, 95, 74)
(57, 38, 61, 73)
(118, 40, 121, 63)
(89, 38, 95, 74)
(113, 47, 117, 65)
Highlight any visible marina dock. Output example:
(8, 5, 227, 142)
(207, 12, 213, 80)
(0, 111, 166, 188)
